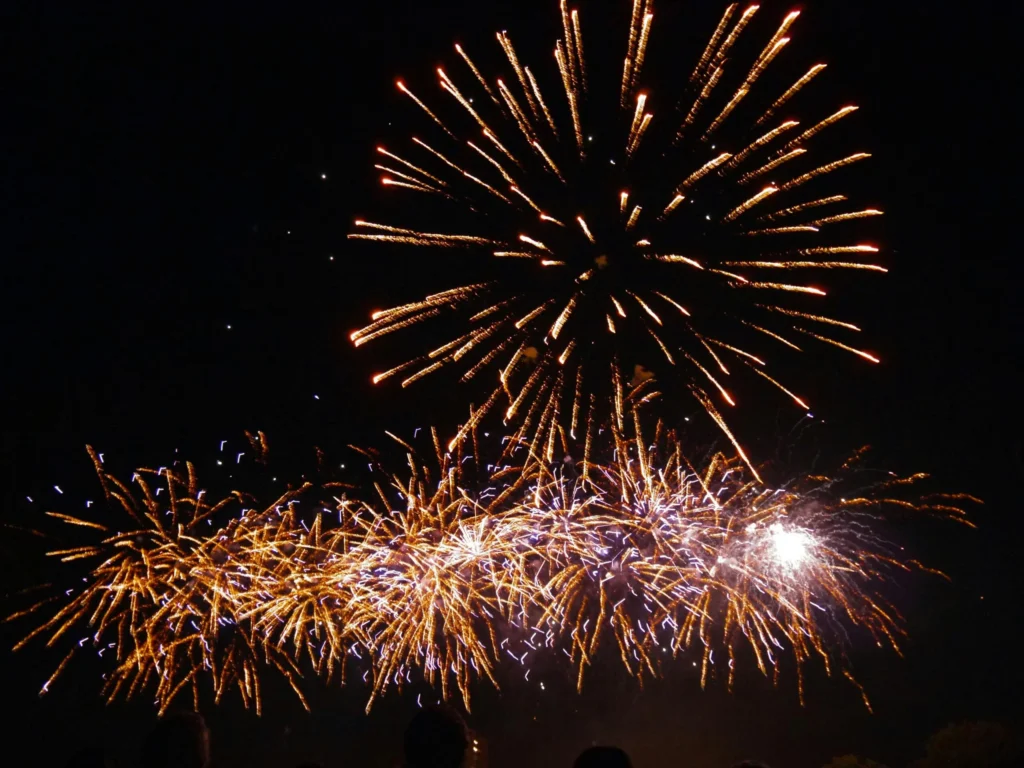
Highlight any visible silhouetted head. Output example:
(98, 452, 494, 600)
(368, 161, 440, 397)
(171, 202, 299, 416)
(141, 712, 210, 768)
(403, 705, 468, 768)
(64, 748, 114, 768)
(574, 746, 633, 768)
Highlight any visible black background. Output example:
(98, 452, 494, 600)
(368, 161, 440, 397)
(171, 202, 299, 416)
(1, 1, 1020, 766)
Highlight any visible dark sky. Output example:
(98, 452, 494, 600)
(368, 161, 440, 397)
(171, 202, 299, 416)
(1, 1, 1019, 766)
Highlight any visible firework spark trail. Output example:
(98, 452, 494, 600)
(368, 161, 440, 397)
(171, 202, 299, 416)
(690, 4, 737, 85)
(737, 148, 807, 184)
(723, 119, 800, 172)
(13, 428, 974, 714)
(345, 2, 883, 483)
(679, 153, 734, 194)
(754, 63, 828, 127)
(700, 12, 798, 142)
(725, 261, 886, 272)
(456, 44, 500, 107)
(621, 0, 646, 106)
(758, 194, 848, 222)
(741, 225, 820, 236)
(777, 153, 872, 193)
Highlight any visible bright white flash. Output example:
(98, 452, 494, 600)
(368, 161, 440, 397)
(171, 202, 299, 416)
(769, 523, 813, 568)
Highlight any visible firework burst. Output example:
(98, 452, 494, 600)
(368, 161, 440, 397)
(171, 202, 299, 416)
(9, 424, 974, 714)
(349, 1, 883, 470)
(7, 440, 342, 715)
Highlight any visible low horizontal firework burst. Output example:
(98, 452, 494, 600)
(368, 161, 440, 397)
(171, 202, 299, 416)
(7, 441, 334, 715)
(349, 0, 884, 470)
(8, 424, 976, 715)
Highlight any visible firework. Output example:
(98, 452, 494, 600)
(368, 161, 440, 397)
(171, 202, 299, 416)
(349, 2, 883, 469)
(10, 425, 975, 714)
(7, 443, 332, 715)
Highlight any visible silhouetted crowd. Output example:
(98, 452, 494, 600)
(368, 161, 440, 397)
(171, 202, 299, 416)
(62, 707, 775, 768)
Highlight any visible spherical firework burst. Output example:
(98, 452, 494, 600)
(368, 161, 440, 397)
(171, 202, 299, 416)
(10, 425, 975, 714)
(349, 1, 884, 473)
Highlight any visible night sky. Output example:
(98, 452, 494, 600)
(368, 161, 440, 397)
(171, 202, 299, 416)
(1, 1, 1020, 766)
